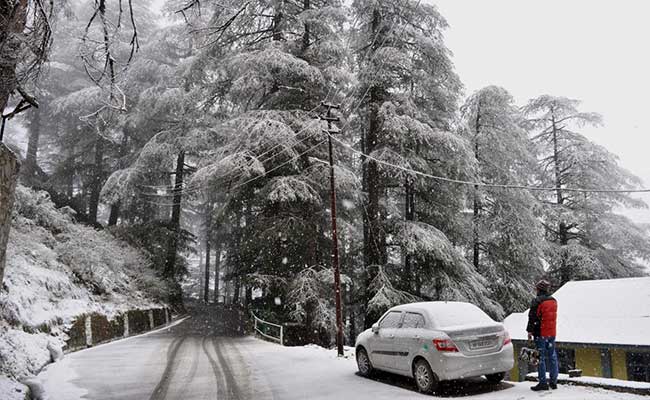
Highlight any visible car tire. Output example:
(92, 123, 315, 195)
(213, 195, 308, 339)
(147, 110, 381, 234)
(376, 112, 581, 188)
(486, 372, 506, 384)
(413, 359, 438, 394)
(356, 347, 374, 377)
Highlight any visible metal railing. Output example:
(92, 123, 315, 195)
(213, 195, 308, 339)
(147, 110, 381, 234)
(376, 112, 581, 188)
(252, 312, 284, 345)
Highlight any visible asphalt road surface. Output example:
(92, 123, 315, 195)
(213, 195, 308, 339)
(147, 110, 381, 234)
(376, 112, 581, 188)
(37, 307, 642, 400)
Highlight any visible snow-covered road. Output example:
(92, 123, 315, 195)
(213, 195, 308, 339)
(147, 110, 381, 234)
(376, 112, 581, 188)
(37, 315, 646, 400)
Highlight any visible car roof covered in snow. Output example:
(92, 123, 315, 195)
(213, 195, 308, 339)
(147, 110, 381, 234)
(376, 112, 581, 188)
(389, 301, 497, 328)
(503, 277, 650, 347)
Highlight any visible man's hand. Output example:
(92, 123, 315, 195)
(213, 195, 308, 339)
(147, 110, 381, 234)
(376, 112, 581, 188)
(527, 332, 533, 341)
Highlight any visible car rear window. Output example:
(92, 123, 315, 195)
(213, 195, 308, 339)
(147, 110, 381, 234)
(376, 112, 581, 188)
(431, 303, 494, 327)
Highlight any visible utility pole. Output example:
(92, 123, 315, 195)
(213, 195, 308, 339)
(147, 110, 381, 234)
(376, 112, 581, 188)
(320, 102, 344, 357)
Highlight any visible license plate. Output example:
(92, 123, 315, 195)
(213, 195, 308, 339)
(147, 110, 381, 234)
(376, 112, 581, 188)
(470, 339, 495, 349)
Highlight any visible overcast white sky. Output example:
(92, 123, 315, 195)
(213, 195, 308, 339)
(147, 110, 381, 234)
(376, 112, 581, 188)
(433, 0, 650, 223)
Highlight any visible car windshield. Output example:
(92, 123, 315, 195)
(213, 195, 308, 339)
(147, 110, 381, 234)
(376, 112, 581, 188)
(431, 303, 494, 328)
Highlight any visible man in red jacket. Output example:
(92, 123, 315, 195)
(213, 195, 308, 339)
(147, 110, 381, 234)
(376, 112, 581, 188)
(526, 279, 559, 391)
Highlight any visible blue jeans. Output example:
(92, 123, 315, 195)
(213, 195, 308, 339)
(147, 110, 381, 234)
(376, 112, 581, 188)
(535, 336, 559, 385)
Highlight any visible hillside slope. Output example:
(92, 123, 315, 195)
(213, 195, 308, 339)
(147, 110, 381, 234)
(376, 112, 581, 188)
(0, 186, 170, 397)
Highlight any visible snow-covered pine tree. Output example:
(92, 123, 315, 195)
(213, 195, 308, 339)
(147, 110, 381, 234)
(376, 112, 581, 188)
(460, 86, 545, 313)
(350, 0, 502, 324)
(525, 95, 650, 285)
(184, 0, 357, 331)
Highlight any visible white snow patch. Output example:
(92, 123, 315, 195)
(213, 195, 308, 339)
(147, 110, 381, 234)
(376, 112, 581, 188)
(527, 372, 650, 390)
(0, 375, 29, 400)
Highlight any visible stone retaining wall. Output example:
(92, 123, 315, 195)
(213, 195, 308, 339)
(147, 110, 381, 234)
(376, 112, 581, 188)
(64, 307, 171, 352)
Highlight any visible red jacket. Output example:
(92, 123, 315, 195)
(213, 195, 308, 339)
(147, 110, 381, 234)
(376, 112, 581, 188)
(526, 294, 557, 338)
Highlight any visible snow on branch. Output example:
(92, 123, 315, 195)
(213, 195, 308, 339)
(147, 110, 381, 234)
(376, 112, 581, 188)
(367, 266, 418, 314)
(190, 152, 265, 188)
(264, 176, 322, 205)
(288, 267, 337, 330)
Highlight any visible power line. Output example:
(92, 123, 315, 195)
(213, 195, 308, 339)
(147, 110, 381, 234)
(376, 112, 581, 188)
(138, 125, 323, 196)
(138, 0, 411, 201)
(325, 131, 650, 194)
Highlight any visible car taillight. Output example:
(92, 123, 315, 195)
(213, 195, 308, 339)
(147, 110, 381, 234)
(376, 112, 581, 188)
(433, 338, 459, 352)
(503, 331, 512, 345)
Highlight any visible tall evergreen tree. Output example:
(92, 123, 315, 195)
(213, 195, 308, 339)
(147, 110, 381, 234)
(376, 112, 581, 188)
(350, 0, 502, 324)
(525, 95, 650, 285)
(460, 86, 544, 313)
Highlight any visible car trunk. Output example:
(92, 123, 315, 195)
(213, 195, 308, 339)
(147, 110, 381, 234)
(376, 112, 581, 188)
(440, 323, 506, 356)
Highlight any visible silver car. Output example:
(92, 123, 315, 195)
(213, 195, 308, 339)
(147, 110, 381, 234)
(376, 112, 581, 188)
(355, 301, 514, 393)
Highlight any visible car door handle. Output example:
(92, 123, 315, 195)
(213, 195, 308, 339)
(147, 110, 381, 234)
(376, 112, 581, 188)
(389, 334, 395, 338)
(414, 334, 420, 339)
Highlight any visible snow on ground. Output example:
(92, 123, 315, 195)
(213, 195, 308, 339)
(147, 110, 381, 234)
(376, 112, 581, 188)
(240, 338, 647, 400)
(527, 372, 650, 390)
(0, 186, 169, 399)
(36, 323, 648, 400)
(0, 375, 29, 400)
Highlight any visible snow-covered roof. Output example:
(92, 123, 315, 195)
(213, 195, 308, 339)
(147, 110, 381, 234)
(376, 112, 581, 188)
(503, 277, 650, 347)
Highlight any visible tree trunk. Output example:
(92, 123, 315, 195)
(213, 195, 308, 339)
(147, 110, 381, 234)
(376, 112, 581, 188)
(552, 116, 570, 283)
(203, 201, 212, 303)
(0, 143, 20, 287)
(402, 177, 414, 291)
(473, 106, 482, 271)
(204, 238, 211, 303)
(108, 201, 120, 226)
(0, 0, 28, 113)
(22, 106, 41, 184)
(88, 132, 104, 224)
(164, 151, 185, 278)
(302, 0, 310, 53)
(213, 240, 222, 303)
(0, 0, 28, 287)
(363, 8, 386, 328)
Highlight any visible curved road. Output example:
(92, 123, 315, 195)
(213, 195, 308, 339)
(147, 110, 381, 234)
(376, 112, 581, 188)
(39, 310, 273, 400)
(37, 310, 645, 400)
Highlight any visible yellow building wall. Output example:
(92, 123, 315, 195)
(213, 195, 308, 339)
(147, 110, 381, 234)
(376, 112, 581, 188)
(611, 349, 628, 380)
(576, 348, 603, 377)
(510, 353, 519, 381)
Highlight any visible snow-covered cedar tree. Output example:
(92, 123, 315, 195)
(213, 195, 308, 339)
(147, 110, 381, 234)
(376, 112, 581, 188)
(524, 95, 650, 285)
(183, 0, 356, 320)
(288, 267, 351, 336)
(460, 86, 545, 313)
(350, 0, 499, 325)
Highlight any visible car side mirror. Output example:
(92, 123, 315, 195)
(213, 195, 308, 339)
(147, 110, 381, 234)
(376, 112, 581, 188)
(372, 323, 379, 334)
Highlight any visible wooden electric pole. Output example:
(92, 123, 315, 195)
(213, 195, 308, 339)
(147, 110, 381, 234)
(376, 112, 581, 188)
(320, 102, 344, 357)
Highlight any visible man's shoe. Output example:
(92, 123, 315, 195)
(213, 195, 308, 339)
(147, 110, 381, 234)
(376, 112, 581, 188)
(531, 383, 550, 391)
(550, 382, 558, 390)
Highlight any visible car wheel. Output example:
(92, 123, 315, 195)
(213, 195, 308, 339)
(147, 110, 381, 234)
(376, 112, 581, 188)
(414, 359, 438, 394)
(356, 347, 374, 377)
(486, 372, 506, 384)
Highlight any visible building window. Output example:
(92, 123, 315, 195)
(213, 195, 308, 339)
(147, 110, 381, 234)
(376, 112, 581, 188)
(627, 352, 650, 382)
(557, 347, 575, 374)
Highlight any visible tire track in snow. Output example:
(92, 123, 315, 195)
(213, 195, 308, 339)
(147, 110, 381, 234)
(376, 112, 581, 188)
(201, 335, 228, 399)
(212, 337, 245, 400)
(176, 336, 201, 397)
(148, 335, 187, 400)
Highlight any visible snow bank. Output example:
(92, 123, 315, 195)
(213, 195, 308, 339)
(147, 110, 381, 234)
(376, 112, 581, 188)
(527, 372, 650, 391)
(0, 375, 29, 400)
(0, 186, 169, 397)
